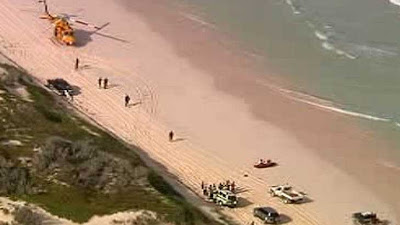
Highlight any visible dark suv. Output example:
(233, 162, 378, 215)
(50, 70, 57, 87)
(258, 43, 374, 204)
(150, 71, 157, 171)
(352, 212, 381, 225)
(253, 207, 280, 224)
(46, 78, 73, 95)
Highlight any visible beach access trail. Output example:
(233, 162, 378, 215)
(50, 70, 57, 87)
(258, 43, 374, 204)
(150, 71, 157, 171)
(0, 0, 398, 224)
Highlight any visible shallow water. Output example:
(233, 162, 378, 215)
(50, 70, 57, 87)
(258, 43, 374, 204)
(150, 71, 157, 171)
(179, 0, 400, 147)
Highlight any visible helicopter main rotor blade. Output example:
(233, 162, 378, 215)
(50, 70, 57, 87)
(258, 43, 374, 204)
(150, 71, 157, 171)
(70, 19, 101, 29)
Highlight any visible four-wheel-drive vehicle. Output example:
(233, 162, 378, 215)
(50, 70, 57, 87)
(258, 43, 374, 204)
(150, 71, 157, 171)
(213, 189, 238, 208)
(352, 212, 382, 225)
(253, 207, 280, 224)
(269, 184, 304, 204)
(46, 78, 73, 95)
(254, 159, 277, 168)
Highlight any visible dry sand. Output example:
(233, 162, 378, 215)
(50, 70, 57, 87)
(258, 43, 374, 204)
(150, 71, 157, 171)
(0, 0, 399, 224)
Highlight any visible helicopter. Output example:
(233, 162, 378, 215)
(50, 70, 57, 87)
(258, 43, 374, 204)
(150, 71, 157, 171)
(38, 0, 102, 46)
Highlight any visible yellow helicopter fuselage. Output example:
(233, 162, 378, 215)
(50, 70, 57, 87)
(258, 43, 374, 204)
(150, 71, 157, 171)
(53, 18, 76, 46)
(41, 14, 76, 46)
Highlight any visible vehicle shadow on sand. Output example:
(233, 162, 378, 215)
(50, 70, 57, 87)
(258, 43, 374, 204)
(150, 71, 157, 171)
(234, 187, 248, 194)
(300, 196, 313, 204)
(380, 220, 391, 225)
(70, 85, 81, 96)
(279, 214, 292, 224)
(236, 197, 253, 208)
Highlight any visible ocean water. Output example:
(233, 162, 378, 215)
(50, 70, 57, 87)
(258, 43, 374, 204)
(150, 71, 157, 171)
(179, 0, 400, 141)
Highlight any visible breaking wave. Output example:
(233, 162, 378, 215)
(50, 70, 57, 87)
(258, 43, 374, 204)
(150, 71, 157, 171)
(350, 44, 398, 57)
(314, 31, 329, 41)
(309, 24, 358, 59)
(180, 13, 216, 29)
(389, 0, 400, 7)
(285, 0, 301, 15)
(321, 41, 357, 59)
(379, 160, 400, 171)
(275, 87, 390, 122)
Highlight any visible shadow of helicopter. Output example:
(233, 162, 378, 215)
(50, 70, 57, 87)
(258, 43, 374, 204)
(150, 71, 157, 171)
(73, 22, 129, 47)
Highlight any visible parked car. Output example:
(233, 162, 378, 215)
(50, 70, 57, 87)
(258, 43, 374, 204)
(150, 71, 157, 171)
(46, 78, 73, 95)
(352, 212, 382, 225)
(213, 189, 237, 208)
(254, 159, 277, 168)
(253, 207, 280, 224)
(269, 184, 304, 204)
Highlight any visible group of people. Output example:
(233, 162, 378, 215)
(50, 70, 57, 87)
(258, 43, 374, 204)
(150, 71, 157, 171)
(98, 77, 109, 89)
(201, 180, 236, 199)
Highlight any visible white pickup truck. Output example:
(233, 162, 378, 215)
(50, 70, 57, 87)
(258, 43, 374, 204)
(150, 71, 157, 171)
(269, 184, 305, 204)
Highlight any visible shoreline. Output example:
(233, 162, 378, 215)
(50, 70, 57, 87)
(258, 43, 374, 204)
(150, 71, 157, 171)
(0, 0, 399, 224)
(119, 0, 400, 221)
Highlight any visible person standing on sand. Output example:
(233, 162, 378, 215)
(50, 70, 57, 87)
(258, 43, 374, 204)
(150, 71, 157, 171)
(75, 58, 79, 70)
(125, 94, 131, 107)
(103, 77, 109, 89)
(98, 78, 102, 88)
(169, 131, 174, 142)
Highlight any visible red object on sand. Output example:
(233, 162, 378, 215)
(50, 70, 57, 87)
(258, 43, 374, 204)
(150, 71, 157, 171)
(254, 159, 276, 168)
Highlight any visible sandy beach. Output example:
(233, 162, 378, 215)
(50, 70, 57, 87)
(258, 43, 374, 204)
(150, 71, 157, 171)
(0, 0, 399, 224)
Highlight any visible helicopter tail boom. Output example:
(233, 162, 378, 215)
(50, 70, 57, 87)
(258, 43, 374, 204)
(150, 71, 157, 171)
(38, 0, 53, 19)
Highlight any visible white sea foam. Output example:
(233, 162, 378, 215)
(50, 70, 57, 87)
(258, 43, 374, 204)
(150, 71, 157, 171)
(256, 80, 389, 122)
(314, 31, 328, 41)
(321, 42, 357, 59)
(276, 87, 389, 122)
(285, 0, 301, 15)
(389, 0, 400, 7)
(352, 44, 397, 57)
(180, 13, 216, 29)
(379, 160, 400, 171)
(306, 21, 315, 29)
(322, 42, 334, 50)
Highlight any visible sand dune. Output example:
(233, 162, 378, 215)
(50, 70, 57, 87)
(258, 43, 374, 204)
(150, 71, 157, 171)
(0, 0, 398, 224)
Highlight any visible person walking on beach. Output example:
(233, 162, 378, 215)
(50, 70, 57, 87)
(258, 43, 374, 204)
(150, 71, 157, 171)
(98, 78, 102, 88)
(103, 77, 109, 89)
(75, 58, 79, 70)
(169, 131, 174, 142)
(125, 94, 131, 107)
